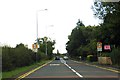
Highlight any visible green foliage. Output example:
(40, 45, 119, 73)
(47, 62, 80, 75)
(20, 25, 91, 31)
(66, 1, 120, 65)
(38, 51, 48, 60)
(92, 1, 120, 47)
(87, 55, 93, 62)
(2, 47, 14, 71)
(101, 52, 110, 57)
(66, 20, 86, 57)
(66, 25, 86, 57)
(76, 19, 85, 26)
(92, 0, 116, 20)
(38, 37, 55, 59)
(2, 41, 55, 72)
(108, 48, 120, 66)
(2, 44, 36, 71)
(66, 23, 97, 59)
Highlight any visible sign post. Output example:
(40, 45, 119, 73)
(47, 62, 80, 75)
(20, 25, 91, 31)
(32, 43, 38, 52)
(104, 45, 111, 51)
(97, 42, 102, 56)
(32, 43, 39, 63)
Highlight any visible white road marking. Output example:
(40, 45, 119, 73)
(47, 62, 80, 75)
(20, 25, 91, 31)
(64, 63, 83, 78)
(76, 72, 83, 77)
(60, 58, 66, 64)
(68, 66, 71, 69)
(50, 64, 60, 66)
(71, 69, 76, 72)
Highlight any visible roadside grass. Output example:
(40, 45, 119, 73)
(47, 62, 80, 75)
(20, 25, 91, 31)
(2, 60, 51, 79)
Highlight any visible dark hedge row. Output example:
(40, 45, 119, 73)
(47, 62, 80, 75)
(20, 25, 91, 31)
(2, 43, 40, 71)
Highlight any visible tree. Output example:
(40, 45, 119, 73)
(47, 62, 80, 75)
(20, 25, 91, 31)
(92, 1, 120, 47)
(76, 19, 85, 27)
(92, 1, 120, 64)
(38, 37, 55, 59)
(66, 20, 86, 57)
(66, 20, 100, 60)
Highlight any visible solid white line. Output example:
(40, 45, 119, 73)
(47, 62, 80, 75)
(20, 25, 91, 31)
(76, 72, 83, 77)
(68, 66, 71, 69)
(71, 69, 76, 72)
(64, 63, 83, 78)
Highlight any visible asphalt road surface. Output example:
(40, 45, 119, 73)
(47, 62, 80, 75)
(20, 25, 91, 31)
(19, 58, 119, 80)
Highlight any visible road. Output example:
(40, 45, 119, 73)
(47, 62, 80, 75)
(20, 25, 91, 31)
(18, 58, 119, 80)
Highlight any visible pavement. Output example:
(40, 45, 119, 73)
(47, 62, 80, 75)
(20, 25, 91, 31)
(14, 58, 120, 80)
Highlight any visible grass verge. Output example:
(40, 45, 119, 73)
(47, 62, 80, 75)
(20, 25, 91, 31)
(2, 60, 51, 79)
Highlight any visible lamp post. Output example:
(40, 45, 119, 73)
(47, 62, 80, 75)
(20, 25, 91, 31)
(36, 9, 47, 52)
(36, 9, 47, 62)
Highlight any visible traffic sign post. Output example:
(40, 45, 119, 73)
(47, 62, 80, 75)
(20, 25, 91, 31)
(97, 42, 102, 52)
(104, 45, 111, 51)
(32, 43, 38, 52)
(97, 42, 102, 56)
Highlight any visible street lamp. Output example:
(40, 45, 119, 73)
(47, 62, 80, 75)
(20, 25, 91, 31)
(35, 9, 47, 62)
(36, 9, 48, 52)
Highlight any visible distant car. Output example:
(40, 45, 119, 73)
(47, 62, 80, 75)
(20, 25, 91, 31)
(63, 56, 68, 60)
(55, 56, 60, 60)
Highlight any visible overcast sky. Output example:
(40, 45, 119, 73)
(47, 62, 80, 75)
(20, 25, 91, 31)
(0, 0, 101, 53)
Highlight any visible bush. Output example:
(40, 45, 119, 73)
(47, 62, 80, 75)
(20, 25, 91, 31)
(2, 47, 15, 71)
(2, 44, 36, 71)
(101, 52, 110, 57)
(87, 55, 93, 62)
(109, 48, 120, 66)
(2, 43, 54, 72)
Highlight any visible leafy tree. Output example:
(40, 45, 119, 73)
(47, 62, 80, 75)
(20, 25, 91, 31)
(92, 1, 120, 64)
(66, 20, 99, 60)
(66, 20, 86, 57)
(92, 1, 120, 47)
(76, 19, 85, 26)
(38, 37, 55, 59)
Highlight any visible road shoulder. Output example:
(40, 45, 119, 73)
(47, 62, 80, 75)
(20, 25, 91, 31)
(71, 60, 120, 73)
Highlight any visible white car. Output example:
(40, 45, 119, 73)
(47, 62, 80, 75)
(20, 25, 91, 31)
(63, 56, 68, 60)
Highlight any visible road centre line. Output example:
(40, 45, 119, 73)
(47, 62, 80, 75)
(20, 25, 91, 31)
(60, 59, 83, 77)
(64, 63, 83, 78)
(15, 60, 53, 80)
(68, 66, 72, 69)
(71, 69, 76, 72)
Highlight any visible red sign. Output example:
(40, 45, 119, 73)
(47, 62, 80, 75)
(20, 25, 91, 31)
(104, 45, 111, 50)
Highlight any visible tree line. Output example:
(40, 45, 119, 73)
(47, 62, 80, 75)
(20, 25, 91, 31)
(66, 1, 120, 65)
(2, 37, 55, 71)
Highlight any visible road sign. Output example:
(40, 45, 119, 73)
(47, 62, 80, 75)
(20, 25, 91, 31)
(32, 44, 38, 49)
(104, 45, 111, 50)
(32, 44, 38, 52)
(97, 42, 102, 51)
